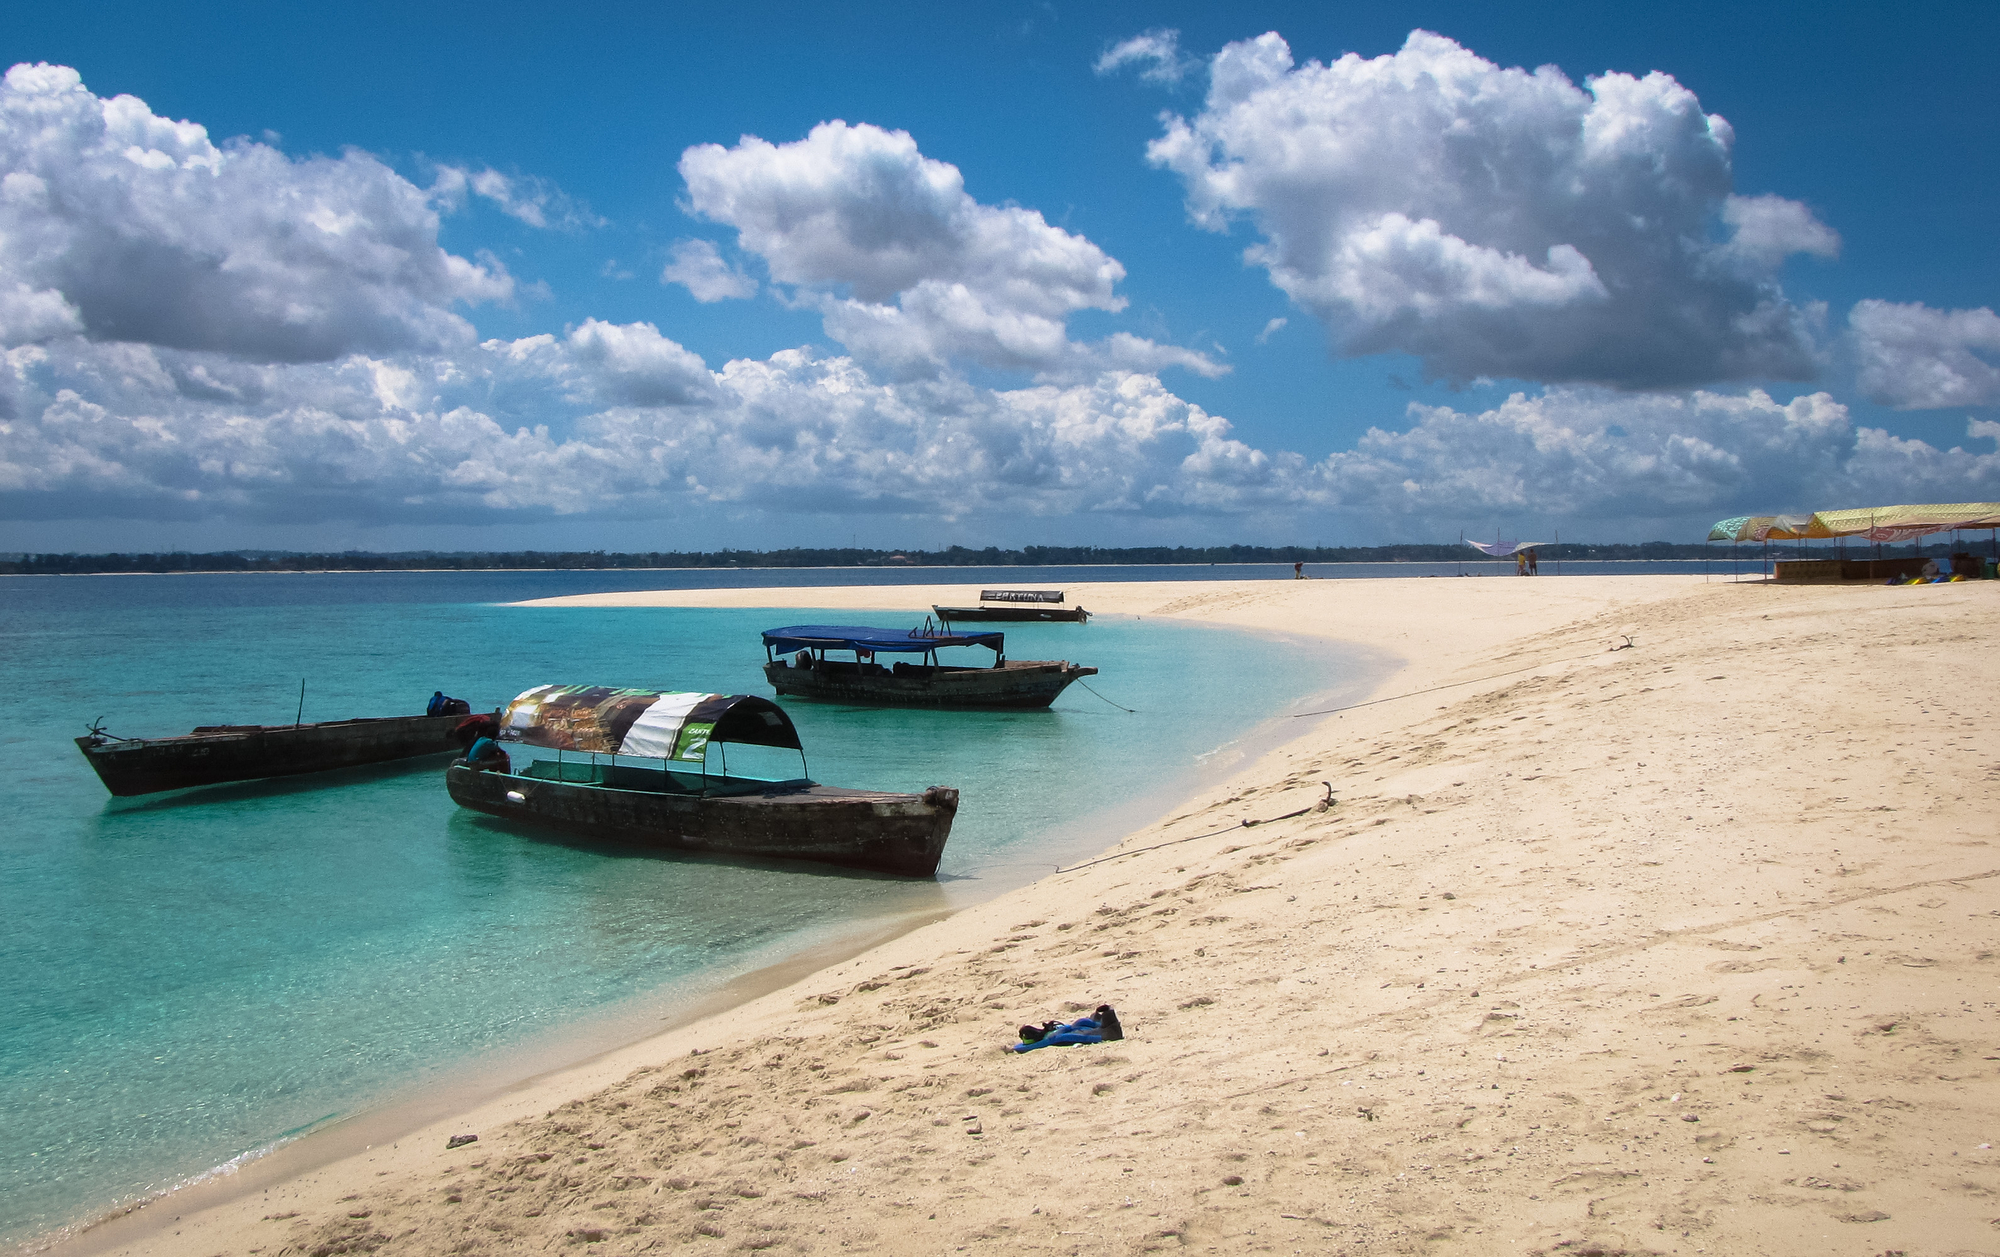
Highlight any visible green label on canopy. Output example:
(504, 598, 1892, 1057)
(674, 720, 714, 761)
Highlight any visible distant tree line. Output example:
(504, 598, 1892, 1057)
(0, 539, 1859, 575)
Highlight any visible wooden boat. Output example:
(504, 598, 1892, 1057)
(931, 589, 1089, 622)
(762, 624, 1096, 709)
(445, 685, 956, 876)
(77, 712, 484, 797)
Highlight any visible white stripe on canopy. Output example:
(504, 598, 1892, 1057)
(619, 691, 711, 760)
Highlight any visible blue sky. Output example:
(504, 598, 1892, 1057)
(1, 1, 1995, 552)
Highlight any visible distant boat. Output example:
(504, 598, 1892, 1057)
(761, 623, 1096, 709)
(931, 589, 1089, 623)
(445, 685, 957, 876)
(77, 712, 483, 797)
(932, 603, 1088, 622)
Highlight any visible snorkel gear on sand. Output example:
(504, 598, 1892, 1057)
(1009, 1004, 1124, 1052)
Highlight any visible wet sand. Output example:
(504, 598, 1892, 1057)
(47, 574, 2000, 1257)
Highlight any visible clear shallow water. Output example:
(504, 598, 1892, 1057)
(0, 570, 1370, 1245)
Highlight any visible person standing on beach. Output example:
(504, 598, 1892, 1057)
(1528, 549, 1539, 576)
(1516, 552, 1528, 576)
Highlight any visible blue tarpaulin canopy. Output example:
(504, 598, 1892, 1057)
(762, 625, 1004, 654)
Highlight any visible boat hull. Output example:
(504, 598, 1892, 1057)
(932, 604, 1089, 623)
(445, 763, 956, 876)
(763, 659, 1095, 709)
(76, 713, 481, 797)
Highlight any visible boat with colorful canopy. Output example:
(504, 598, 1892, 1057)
(445, 684, 957, 876)
(761, 624, 1096, 709)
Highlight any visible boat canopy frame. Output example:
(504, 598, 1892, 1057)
(762, 623, 1004, 669)
(495, 685, 808, 789)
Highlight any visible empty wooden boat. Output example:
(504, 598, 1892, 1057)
(76, 711, 485, 797)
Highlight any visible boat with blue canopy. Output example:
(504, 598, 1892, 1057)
(445, 684, 957, 876)
(761, 623, 1096, 709)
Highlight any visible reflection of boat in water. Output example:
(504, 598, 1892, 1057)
(931, 589, 1089, 622)
(761, 624, 1096, 710)
(445, 685, 957, 876)
(76, 713, 481, 797)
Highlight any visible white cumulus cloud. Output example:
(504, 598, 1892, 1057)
(1095, 29, 1195, 84)
(1305, 389, 2000, 521)
(7, 329, 1996, 535)
(0, 63, 512, 362)
(429, 165, 603, 231)
(0, 279, 83, 344)
(558, 318, 717, 407)
(1721, 194, 1840, 270)
(678, 120, 1221, 379)
(0, 336, 1252, 523)
(659, 239, 758, 302)
(3, 61, 1988, 544)
(1145, 31, 1837, 388)
(1850, 299, 2000, 409)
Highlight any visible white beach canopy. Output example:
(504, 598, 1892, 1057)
(1465, 539, 1551, 557)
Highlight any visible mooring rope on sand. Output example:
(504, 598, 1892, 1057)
(1055, 783, 1335, 874)
(1053, 641, 1639, 873)
(1289, 641, 1635, 719)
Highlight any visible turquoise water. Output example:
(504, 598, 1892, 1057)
(0, 571, 1366, 1245)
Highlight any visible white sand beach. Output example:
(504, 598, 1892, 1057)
(52, 574, 2000, 1257)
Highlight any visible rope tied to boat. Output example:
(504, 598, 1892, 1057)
(1075, 678, 1136, 713)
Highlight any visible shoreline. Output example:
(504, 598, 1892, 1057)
(27, 584, 1378, 1255)
(32, 906, 955, 1257)
(26, 575, 1629, 1255)
(39, 574, 2000, 1257)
